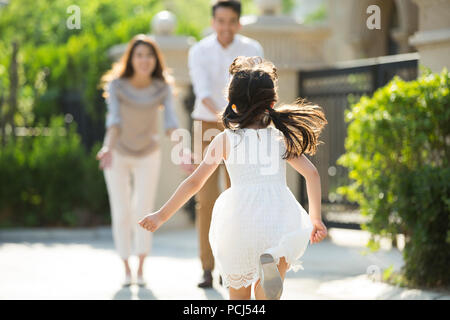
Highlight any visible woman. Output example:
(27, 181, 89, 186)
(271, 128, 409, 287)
(96, 34, 186, 287)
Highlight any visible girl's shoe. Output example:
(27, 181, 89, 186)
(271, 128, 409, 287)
(137, 275, 146, 287)
(122, 274, 132, 287)
(258, 253, 283, 300)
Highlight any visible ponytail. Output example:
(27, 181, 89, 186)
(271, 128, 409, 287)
(223, 56, 327, 158)
(268, 99, 327, 159)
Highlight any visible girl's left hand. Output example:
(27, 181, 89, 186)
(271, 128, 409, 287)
(309, 219, 328, 244)
(138, 211, 164, 232)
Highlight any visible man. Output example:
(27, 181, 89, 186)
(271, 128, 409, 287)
(188, 0, 264, 288)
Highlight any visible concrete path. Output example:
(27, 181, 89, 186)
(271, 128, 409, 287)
(0, 225, 448, 300)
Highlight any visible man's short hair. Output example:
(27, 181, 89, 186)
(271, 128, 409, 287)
(212, 0, 241, 18)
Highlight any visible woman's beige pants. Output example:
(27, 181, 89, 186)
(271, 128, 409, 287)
(103, 148, 161, 260)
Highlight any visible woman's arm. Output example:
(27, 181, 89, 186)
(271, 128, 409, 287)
(139, 132, 227, 232)
(287, 154, 322, 221)
(96, 80, 121, 169)
(102, 124, 120, 149)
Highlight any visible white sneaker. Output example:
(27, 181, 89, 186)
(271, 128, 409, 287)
(137, 275, 146, 287)
(122, 274, 132, 287)
(258, 253, 283, 300)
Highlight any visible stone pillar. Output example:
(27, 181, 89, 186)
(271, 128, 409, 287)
(325, 0, 418, 61)
(409, 0, 450, 73)
(240, 0, 331, 201)
(148, 11, 195, 226)
(391, 0, 419, 54)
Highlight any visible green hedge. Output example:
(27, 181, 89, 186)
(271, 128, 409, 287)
(0, 116, 109, 228)
(337, 68, 450, 288)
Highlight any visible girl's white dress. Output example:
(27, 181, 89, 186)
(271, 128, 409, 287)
(209, 126, 314, 289)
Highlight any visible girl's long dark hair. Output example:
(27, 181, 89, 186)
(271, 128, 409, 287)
(221, 56, 328, 159)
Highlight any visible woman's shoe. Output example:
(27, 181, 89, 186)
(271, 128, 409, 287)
(137, 275, 146, 287)
(122, 274, 132, 287)
(258, 253, 283, 300)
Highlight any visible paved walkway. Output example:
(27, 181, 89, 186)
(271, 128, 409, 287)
(0, 225, 448, 300)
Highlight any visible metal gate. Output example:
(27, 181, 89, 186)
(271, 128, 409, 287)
(298, 53, 418, 229)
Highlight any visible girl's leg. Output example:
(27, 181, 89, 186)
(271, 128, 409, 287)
(229, 286, 252, 300)
(254, 257, 289, 300)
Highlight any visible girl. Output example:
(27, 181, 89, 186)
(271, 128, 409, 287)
(96, 34, 186, 287)
(139, 56, 328, 300)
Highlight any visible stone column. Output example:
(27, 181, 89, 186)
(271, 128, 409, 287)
(391, 0, 419, 54)
(240, 0, 331, 202)
(409, 0, 450, 73)
(325, 0, 418, 61)
(149, 11, 196, 227)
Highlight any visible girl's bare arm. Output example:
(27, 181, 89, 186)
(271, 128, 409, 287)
(157, 132, 227, 223)
(287, 154, 322, 222)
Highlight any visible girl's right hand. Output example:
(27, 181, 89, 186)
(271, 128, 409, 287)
(138, 211, 165, 233)
(310, 219, 327, 244)
(96, 146, 112, 170)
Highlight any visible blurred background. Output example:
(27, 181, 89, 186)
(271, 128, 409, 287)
(0, 0, 448, 298)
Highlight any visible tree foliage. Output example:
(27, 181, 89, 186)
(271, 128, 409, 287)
(337, 69, 450, 288)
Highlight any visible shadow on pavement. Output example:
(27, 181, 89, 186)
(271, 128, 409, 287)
(203, 287, 226, 300)
(137, 286, 157, 300)
(112, 285, 157, 300)
(113, 286, 133, 300)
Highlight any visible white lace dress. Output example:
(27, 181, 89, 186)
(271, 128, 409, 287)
(209, 126, 314, 289)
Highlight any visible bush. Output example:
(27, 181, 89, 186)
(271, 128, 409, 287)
(337, 68, 450, 288)
(0, 116, 110, 228)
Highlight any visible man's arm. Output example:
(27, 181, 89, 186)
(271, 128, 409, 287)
(201, 97, 220, 119)
(188, 46, 218, 118)
(163, 85, 180, 136)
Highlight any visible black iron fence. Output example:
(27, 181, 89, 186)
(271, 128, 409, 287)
(60, 90, 106, 152)
(298, 53, 419, 229)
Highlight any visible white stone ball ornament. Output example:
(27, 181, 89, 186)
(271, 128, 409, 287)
(151, 10, 177, 35)
(255, 0, 281, 15)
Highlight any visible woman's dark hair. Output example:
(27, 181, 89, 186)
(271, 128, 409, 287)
(99, 34, 171, 96)
(212, 0, 241, 17)
(221, 56, 328, 160)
